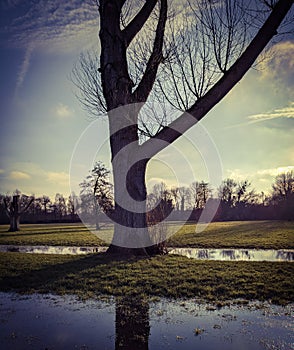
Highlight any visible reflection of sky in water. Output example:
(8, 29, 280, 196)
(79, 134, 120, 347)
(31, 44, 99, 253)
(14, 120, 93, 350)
(169, 248, 294, 262)
(0, 293, 292, 350)
(0, 245, 293, 261)
(0, 245, 108, 255)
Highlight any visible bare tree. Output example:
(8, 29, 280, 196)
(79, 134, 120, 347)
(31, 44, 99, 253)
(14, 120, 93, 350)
(272, 171, 294, 201)
(3, 193, 34, 232)
(80, 161, 113, 230)
(147, 182, 173, 253)
(271, 171, 294, 220)
(73, 0, 293, 255)
(54, 193, 67, 220)
(170, 185, 189, 211)
(218, 178, 238, 207)
(170, 186, 179, 210)
(189, 181, 211, 209)
(67, 192, 79, 221)
(41, 195, 51, 216)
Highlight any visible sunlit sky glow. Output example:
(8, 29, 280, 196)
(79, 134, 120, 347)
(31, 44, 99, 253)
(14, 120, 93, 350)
(0, 1, 293, 199)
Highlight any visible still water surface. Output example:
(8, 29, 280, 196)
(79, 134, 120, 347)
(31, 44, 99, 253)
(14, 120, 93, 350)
(0, 245, 293, 261)
(0, 292, 292, 350)
(169, 247, 294, 262)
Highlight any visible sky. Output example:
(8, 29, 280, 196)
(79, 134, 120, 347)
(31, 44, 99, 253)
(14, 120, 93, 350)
(0, 0, 293, 200)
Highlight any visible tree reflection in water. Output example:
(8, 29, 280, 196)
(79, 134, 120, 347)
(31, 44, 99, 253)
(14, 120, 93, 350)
(115, 295, 150, 349)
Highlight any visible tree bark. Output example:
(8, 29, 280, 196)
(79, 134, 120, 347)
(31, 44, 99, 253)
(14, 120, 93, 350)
(107, 121, 151, 255)
(99, 0, 167, 255)
(9, 214, 20, 232)
(7, 196, 20, 232)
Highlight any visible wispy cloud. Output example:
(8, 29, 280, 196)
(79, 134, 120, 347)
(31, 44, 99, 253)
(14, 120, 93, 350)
(14, 43, 35, 97)
(248, 103, 294, 123)
(9, 171, 31, 180)
(55, 103, 74, 118)
(1, 1, 99, 53)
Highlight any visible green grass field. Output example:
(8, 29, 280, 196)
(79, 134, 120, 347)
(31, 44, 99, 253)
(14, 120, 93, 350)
(0, 220, 293, 305)
(0, 223, 107, 246)
(0, 220, 293, 249)
(0, 252, 293, 305)
(168, 220, 294, 249)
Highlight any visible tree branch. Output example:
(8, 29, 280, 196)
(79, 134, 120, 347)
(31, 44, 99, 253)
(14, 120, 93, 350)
(122, 0, 158, 47)
(20, 197, 34, 214)
(3, 198, 11, 217)
(140, 0, 292, 159)
(132, 0, 167, 103)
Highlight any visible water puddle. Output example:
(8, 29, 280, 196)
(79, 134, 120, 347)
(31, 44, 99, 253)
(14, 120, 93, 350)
(0, 245, 108, 255)
(0, 245, 293, 261)
(169, 247, 294, 262)
(0, 292, 292, 350)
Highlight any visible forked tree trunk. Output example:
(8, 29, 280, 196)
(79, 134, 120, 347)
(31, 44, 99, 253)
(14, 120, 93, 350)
(98, 0, 292, 257)
(98, 0, 167, 256)
(4, 195, 34, 232)
(106, 114, 162, 256)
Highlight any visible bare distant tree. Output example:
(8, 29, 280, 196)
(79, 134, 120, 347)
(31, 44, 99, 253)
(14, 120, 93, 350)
(72, 0, 293, 255)
(41, 195, 51, 215)
(80, 161, 113, 230)
(272, 171, 294, 201)
(54, 193, 67, 220)
(67, 192, 79, 220)
(218, 178, 238, 207)
(3, 193, 34, 232)
(189, 181, 211, 209)
(170, 186, 179, 210)
(271, 171, 294, 219)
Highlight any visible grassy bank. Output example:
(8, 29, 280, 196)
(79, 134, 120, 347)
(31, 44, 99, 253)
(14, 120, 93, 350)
(0, 223, 106, 246)
(0, 252, 293, 305)
(0, 220, 293, 249)
(168, 220, 294, 249)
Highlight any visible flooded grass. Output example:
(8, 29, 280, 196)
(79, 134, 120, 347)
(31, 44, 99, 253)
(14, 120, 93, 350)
(0, 221, 293, 305)
(1, 293, 292, 350)
(0, 252, 293, 305)
(0, 221, 292, 348)
(0, 220, 293, 249)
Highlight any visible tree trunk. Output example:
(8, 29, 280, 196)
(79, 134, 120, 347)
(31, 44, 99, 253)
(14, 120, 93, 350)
(9, 215, 20, 232)
(8, 196, 20, 232)
(99, 1, 167, 256)
(94, 199, 100, 230)
(107, 150, 151, 256)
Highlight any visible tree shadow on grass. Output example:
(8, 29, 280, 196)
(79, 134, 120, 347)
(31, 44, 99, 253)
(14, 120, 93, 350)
(0, 228, 90, 239)
(0, 252, 148, 297)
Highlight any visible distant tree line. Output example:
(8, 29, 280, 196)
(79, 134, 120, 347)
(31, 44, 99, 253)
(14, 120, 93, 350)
(146, 171, 294, 222)
(0, 168, 293, 229)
